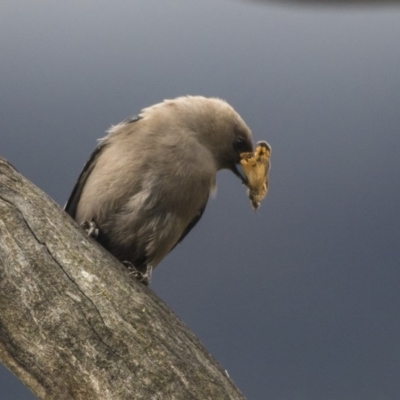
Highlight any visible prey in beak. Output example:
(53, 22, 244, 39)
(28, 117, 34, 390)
(239, 141, 271, 210)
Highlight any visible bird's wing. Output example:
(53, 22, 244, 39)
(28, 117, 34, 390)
(171, 199, 208, 251)
(65, 116, 142, 218)
(64, 143, 107, 218)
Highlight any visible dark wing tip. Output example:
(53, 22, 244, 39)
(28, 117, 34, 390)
(65, 115, 143, 218)
(122, 115, 142, 125)
(171, 200, 208, 251)
(64, 143, 106, 218)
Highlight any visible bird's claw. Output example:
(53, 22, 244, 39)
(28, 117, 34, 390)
(123, 261, 153, 285)
(80, 220, 100, 238)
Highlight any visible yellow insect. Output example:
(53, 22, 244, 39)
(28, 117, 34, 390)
(240, 141, 271, 210)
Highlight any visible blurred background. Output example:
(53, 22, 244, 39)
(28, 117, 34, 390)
(1, 1, 400, 399)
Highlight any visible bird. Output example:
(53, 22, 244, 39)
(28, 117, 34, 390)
(65, 96, 254, 284)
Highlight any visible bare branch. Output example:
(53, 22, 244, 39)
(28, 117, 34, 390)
(0, 156, 245, 400)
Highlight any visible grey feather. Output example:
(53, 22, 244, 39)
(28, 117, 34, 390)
(65, 96, 253, 274)
(65, 142, 107, 219)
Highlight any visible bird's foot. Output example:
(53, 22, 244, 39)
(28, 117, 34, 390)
(123, 262, 153, 286)
(80, 220, 100, 238)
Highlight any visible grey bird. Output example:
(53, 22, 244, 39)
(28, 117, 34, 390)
(65, 96, 253, 284)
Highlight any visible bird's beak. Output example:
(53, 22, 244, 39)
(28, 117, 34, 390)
(233, 163, 249, 185)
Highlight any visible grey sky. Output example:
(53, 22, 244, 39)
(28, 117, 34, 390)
(1, 1, 400, 399)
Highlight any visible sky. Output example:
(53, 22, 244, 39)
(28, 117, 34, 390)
(1, 1, 400, 399)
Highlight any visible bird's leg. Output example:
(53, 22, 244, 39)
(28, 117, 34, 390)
(80, 220, 100, 238)
(142, 265, 153, 286)
(123, 261, 152, 286)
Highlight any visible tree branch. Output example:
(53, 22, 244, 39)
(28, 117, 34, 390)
(0, 156, 245, 400)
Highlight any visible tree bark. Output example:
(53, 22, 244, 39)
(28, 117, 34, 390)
(0, 156, 246, 400)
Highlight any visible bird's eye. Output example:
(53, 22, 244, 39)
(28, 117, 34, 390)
(234, 137, 247, 152)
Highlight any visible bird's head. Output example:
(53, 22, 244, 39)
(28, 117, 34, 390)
(168, 96, 254, 185)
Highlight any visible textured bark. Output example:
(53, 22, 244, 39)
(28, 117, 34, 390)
(0, 156, 245, 400)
